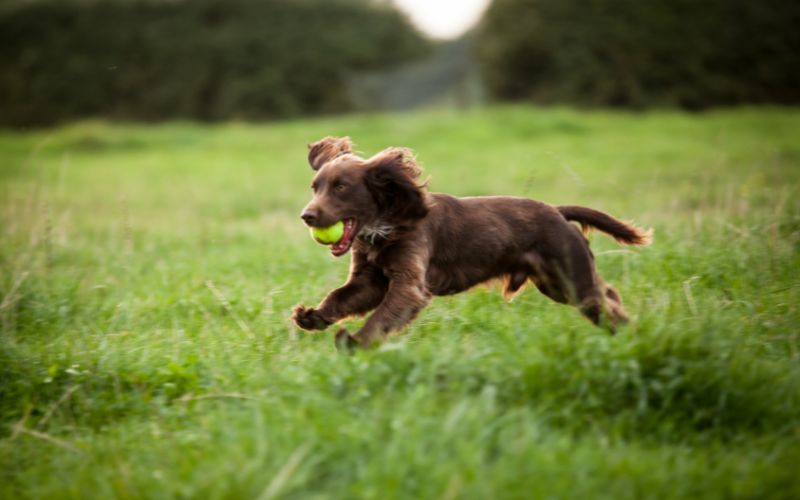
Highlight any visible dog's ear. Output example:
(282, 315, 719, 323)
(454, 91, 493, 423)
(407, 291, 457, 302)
(364, 147, 428, 221)
(307, 136, 352, 171)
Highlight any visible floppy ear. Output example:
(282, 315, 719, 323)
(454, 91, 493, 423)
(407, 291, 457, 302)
(364, 147, 429, 221)
(307, 136, 353, 171)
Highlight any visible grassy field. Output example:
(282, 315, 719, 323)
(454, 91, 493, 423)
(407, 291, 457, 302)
(1, 106, 799, 499)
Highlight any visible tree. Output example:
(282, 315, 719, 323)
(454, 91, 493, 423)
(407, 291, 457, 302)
(0, 0, 430, 126)
(478, 0, 800, 108)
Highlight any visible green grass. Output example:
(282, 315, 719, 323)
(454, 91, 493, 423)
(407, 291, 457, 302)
(1, 106, 799, 499)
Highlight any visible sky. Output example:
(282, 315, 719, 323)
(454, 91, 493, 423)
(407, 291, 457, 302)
(391, 0, 492, 40)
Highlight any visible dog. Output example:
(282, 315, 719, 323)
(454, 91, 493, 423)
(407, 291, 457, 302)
(292, 136, 651, 349)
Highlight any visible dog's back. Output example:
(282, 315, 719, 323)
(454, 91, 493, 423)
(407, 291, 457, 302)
(422, 194, 571, 295)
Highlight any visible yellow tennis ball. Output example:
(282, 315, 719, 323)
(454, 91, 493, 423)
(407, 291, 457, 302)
(310, 220, 344, 245)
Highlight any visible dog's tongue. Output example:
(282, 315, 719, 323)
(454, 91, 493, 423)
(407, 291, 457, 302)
(330, 219, 355, 255)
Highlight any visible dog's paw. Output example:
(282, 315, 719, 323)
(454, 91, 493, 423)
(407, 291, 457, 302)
(334, 329, 359, 353)
(292, 305, 332, 331)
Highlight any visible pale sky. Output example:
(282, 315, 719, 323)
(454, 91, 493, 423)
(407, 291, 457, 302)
(391, 0, 492, 40)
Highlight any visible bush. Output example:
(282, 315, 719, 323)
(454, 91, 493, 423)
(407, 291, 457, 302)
(477, 0, 800, 109)
(0, 0, 429, 126)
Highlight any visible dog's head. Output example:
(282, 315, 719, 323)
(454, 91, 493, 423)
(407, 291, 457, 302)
(301, 136, 428, 256)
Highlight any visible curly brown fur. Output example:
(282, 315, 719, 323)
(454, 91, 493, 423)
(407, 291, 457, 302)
(293, 137, 652, 348)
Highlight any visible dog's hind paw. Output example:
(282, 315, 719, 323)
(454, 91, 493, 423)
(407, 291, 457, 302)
(335, 329, 359, 353)
(292, 305, 332, 331)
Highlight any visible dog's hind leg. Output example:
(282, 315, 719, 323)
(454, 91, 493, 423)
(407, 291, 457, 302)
(523, 252, 569, 304)
(600, 280, 629, 326)
(539, 229, 626, 333)
(575, 279, 630, 333)
(503, 270, 530, 300)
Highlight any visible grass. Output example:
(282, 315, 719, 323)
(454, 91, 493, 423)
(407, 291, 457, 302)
(1, 105, 799, 499)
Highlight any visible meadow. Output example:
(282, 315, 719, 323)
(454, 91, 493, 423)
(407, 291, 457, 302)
(1, 106, 798, 499)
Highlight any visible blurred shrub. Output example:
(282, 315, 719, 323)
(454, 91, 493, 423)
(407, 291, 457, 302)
(0, 0, 429, 126)
(478, 0, 800, 109)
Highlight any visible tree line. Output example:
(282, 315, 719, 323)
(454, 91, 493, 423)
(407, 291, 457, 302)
(0, 0, 429, 126)
(477, 0, 800, 109)
(2, 0, 798, 126)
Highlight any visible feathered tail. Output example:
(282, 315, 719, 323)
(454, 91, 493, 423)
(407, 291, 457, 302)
(557, 205, 652, 246)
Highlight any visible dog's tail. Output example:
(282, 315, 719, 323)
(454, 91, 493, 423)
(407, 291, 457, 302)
(557, 205, 652, 246)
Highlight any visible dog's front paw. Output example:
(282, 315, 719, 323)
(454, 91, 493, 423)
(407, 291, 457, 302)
(292, 305, 332, 331)
(335, 328, 359, 353)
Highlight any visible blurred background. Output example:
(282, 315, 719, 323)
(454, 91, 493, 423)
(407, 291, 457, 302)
(1, 0, 798, 127)
(3, 2, 800, 497)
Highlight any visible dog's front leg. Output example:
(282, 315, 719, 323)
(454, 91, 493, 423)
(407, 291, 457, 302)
(293, 251, 388, 331)
(346, 260, 431, 347)
(348, 279, 430, 347)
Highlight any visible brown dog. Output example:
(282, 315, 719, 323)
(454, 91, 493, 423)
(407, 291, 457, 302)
(292, 136, 651, 349)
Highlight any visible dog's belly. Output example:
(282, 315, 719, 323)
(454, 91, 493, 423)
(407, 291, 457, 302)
(425, 263, 502, 296)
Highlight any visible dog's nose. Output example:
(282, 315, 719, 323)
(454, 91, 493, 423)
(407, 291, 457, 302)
(300, 210, 318, 226)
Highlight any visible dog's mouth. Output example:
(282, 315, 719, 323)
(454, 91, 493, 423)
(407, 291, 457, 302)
(330, 218, 357, 257)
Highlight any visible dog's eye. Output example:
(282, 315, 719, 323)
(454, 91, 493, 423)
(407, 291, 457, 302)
(334, 183, 348, 192)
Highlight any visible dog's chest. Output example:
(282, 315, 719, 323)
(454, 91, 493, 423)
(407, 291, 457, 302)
(358, 223, 393, 245)
(358, 223, 395, 261)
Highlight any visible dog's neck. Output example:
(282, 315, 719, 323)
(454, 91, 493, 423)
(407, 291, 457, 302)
(358, 222, 393, 245)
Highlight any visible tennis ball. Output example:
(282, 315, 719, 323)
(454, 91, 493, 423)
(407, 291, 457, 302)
(310, 220, 344, 245)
